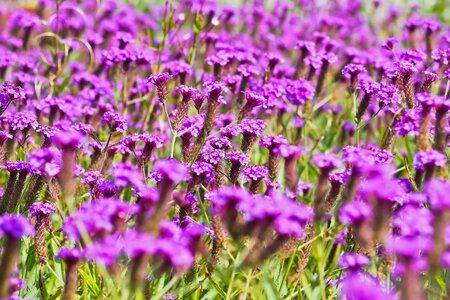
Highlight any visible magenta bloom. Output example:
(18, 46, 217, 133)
(147, 73, 173, 87)
(154, 159, 188, 184)
(102, 112, 128, 132)
(0, 214, 34, 238)
(338, 253, 370, 270)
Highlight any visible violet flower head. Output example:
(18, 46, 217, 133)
(244, 91, 265, 108)
(341, 272, 395, 300)
(376, 83, 401, 105)
(202, 149, 225, 166)
(204, 80, 226, 100)
(338, 253, 370, 270)
(237, 64, 260, 78)
(27, 147, 61, 176)
(342, 64, 366, 78)
(239, 119, 265, 137)
(56, 247, 83, 263)
(63, 197, 135, 241)
(101, 112, 128, 132)
(209, 186, 251, 216)
(416, 92, 448, 109)
(154, 159, 188, 184)
(275, 144, 303, 159)
(51, 130, 84, 150)
(386, 235, 434, 260)
(208, 137, 231, 150)
(0, 214, 34, 238)
(285, 79, 314, 105)
(413, 150, 447, 170)
(190, 162, 213, 182)
(226, 151, 250, 165)
(140, 133, 165, 149)
(394, 60, 418, 76)
(424, 179, 450, 211)
(393, 206, 433, 237)
(272, 193, 313, 237)
(339, 201, 372, 225)
(311, 153, 343, 171)
(0, 130, 12, 144)
(241, 165, 269, 183)
(178, 85, 197, 100)
(110, 162, 144, 188)
(381, 37, 398, 51)
(11, 112, 39, 132)
(0, 81, 26, 112)
(259, 135, 288, 152)
(358, 80, 380, 96)
(192, 91, 207, 112)
(85, 235, 123, 266)
(147, 73, 172, 87)
(29, 202, 55, 218)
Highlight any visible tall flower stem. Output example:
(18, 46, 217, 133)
(0, 237, 21, 298)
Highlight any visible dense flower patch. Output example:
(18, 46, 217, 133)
(0, 0, 448, 299)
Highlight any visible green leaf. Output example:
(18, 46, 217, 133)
(262, 276, 282, 300)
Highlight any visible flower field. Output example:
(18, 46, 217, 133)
(0, 0, 449, 299)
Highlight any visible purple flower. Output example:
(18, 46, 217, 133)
(29, 202, 55, 218)
(358, 80, 380, 95)
(0, 214, 34, 238)
(27, 148, 61, 176)
(237, 64, 260, 77)
(241, 165, 269, 183)
(381, 37, 398, 51)
(425, 179, 450, 210)
(85, 235, 123, 266)
(239, 119, 265, 137)
(400, 49, 427, 64)
(11, 112, 39, 131)
(190, 162, 213, 182)
(393, 206, 433, 237)
(311, 153, 343, 170)
(147, 73, 173, 87)
(3, 161, 34, 174)
(386, 235, 434, 259)
(202, 149, 225, 166)
(222, 124, 241, 138)
(285, 79, 314, 105)
(259, 135, 288, 151)
(394, 60, 418, 75)
(63, 197, 135, 241)
(376, 83, 400, 105)
(0, 82, 26, 105)
(140, 133, 165, 149)
(110, 162, 144, 188)
(341, 272, 395, 300)
(339, 201, 372, 225)
(154, 159, 188, 184)
(102, 112, 128, 132)
(56, 247, 83, 263)
(413, 150, 447, 170)
(51, 130, 84, 150)
(338, 253, 370, 270)
(81, 171, 102, 187)
(203, 80, 226, 99)
(208, 137, 231, 150)
(243, 91, 265, 108)
(178, 85, 197, 100)
(226, 152, 250, 165)
(342, 64, 366, 77)
(395, 109, 420, 137)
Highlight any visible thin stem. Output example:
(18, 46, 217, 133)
(103, 132, 113, 153)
